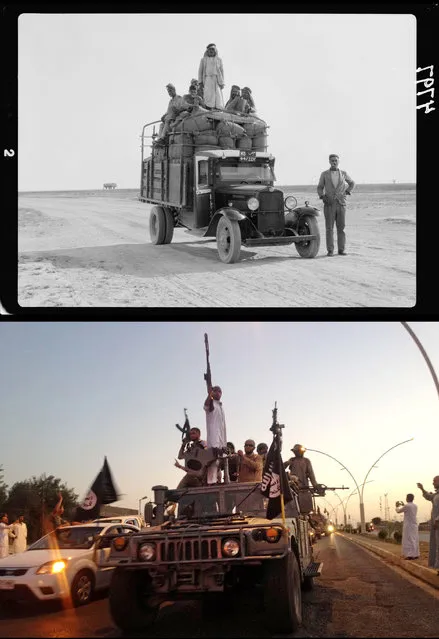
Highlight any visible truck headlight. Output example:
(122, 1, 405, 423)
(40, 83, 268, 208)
(284, 195, 297, 211)
(139, 542, 156, 561)
(327, 525, 335, 533)
(36, 560, 67, 575)
(222, 538, 240, 557)
(247, 197, 259, 211)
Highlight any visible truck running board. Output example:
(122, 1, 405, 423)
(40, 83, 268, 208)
(303, 561, 323, 578)
(243, 235, 315, 247)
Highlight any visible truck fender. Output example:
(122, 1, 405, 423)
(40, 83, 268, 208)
(294, 206, 321, 218)
(204, 208, 247, 237)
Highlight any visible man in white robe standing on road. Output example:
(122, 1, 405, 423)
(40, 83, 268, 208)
(198, 43, 225, 109)
(11, 515, 28, 554)
(204, 385, 227, 484)
(395, 494, 420, 560)
(417, 475, 439, 574)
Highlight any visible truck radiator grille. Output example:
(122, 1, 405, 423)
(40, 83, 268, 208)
(258, 191, 283, 212)
(159, 538, 221, 562)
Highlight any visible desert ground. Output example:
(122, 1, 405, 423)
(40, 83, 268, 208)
(17, 186, 415, 308)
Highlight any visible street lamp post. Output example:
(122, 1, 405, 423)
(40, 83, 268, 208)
(306, 440, 413, 534)
(333, 481, 374, 528)
(358, 438, 413, 533)
(401, 322, 439, 400)
(138, 495, 148, 516)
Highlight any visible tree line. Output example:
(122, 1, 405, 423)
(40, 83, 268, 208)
(0, 465, 79, 544)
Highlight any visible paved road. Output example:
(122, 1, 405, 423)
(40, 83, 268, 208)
(0, 535, 437, 638)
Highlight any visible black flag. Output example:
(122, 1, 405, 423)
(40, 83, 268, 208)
(260, 433, 293, 519)
(74, 457, 120, 522)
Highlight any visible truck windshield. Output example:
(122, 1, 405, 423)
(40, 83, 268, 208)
(219, 165, 273, 182)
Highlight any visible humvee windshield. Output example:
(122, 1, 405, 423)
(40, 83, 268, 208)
(218, 164, 274, 182)
(176, 487, 267, 519)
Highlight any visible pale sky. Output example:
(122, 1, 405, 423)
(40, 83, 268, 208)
(18, 13, 416, 191)
(1, 321, 437, 525)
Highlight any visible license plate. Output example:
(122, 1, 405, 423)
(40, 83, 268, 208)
(0, 580, 14, 590)
(239, 150, 256, 162)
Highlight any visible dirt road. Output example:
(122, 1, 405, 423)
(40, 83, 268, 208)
(18, 190, 415, 307)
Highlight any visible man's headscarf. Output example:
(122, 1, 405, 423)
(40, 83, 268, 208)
(205, 43, 218, 56)
(242, 87, 255, 109)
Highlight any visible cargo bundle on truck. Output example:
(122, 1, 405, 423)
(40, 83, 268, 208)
(140, 105, 321, 263)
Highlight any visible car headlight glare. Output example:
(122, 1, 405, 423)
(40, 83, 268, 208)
(222, 538, 240, 557)
(139, 542, 156, 561)
(327, 524, 335, 533)
(247, 197, 259, 211)
(36, 560, 67, 575)
(284, 195, 297, 211)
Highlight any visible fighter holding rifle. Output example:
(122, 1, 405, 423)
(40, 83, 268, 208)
(203, 333, 229, 484)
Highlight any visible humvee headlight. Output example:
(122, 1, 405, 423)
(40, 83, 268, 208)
(247, 197, 259, 211)
(113, 536, 128, 551)
(222, 538, 240, 557)
(251, 529, 265, 542)
(139, 542, 156, 561)
(266, 527, 281, 543)
(284, 195, 297, 211)
(327, 524, 335, 534)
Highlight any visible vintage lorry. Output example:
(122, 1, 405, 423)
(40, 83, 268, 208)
(139, 109, 321, 263)
(97, 476, 323, 634)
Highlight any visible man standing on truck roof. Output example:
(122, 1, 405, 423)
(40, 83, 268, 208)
(204, 385, 227, 484)
(198, 43, 225, 109)
(157, 83, 186, 142)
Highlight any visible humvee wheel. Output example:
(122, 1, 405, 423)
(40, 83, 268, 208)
(149, 205, 168, 245)
(295, 214, 320, 258)
(109, 568, 158, 632)
(263, 552, 302, 633)
(216, 216, 241, 264)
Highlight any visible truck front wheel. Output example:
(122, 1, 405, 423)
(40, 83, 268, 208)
(216, 216, 241, 264)
(295, 214, 320, 258)
(109, 568, 158, 632)
(263, 552, 302, 633)
(149, 205, 168, 245)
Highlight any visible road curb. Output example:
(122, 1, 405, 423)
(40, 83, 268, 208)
(338, 533, 439, 590)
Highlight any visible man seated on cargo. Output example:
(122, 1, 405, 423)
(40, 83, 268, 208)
(156, 83, 187, 143)
(241, 87, 257, 114)
(182, 84, 206, 111)
(225, 85, 241, 112)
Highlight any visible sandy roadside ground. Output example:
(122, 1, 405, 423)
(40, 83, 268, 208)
(17, 190, 415, 307)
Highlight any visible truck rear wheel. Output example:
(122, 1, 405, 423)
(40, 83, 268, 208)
(295, 214, 320, 258)
(263, 552, 302, 633)
(109, 568, 158, 632)
(216, 216, 241, 264)
(163, 208, 174, 244)
(149, 205, 167, 245)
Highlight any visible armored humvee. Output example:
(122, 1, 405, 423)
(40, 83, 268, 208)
(140, 110, 321, 263)
(98, 480, 322, 634)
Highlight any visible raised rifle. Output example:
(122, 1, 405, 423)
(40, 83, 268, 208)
(204, 333, 212, 392)
(175, 408, 191, 442)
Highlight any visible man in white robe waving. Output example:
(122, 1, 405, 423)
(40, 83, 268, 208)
(395, 494, 420, 560)
(198, 43, 224, 109)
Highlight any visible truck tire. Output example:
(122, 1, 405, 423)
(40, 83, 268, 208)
(149, 206, 167, 245)
(216, 216, 241, 264)
(263, 552, 302, 634)
(109, 568, 158, 632)
(163, 207, 174, 244)
(295, 214, 320, 258)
